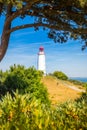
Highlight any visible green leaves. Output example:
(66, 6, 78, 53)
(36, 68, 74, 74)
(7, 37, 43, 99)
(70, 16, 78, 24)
(0, 92, 50, 129)
(0, 65, 50, 104)
(53, 71, 68, 80)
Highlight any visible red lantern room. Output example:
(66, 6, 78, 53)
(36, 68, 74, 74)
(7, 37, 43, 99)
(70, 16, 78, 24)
(39, 46, 44, 52)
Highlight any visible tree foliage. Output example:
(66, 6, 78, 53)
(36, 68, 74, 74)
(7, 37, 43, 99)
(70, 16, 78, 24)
(53, 71, 68, 80)
(0, 0, 87, 61)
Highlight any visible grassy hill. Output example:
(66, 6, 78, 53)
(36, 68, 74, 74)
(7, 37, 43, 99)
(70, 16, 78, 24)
(42, 76, 84, 104)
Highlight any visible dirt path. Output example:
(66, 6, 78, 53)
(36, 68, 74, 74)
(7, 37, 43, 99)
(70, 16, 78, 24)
(62, 82, 85, 92)
(42, 76, 85, 104)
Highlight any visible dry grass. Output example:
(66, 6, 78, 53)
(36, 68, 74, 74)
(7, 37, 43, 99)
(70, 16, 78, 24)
(42, 76, 82, 104)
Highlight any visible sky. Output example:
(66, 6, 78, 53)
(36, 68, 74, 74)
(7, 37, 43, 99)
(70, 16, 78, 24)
(0, 16, 87, 78)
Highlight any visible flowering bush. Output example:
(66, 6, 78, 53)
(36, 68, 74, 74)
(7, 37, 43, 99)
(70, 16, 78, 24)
(0, 92, 87, 130)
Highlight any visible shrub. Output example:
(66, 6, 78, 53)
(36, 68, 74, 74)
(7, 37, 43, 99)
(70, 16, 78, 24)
(83, 82, 87, 90)
(0, 92, 51, 130)
(68, 79, 83, 86)
(53, 71, 68, 80)
(0, 92, 87, 130)
(0, 70, 8, 98)
(3, 65, 50, 104)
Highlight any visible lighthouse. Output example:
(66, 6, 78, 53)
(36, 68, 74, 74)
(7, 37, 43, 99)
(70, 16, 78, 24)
(37, 46, 46, 75)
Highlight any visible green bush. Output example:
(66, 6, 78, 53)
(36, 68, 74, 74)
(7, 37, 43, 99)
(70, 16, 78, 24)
(83, 82, 87, 90)
(4, 65, 42, 92)
(0, 70, 8, 98)
(53, 71, 68, 80)
(4, 65, 29, 94)
(68, 79, 83, 86)
(1, 65, 50, 104)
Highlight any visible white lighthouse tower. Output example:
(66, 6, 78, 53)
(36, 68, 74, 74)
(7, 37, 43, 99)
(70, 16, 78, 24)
(37, 46, 46, 75)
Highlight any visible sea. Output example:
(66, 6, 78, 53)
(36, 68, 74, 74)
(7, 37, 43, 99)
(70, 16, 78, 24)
(70, 77, 87, 82)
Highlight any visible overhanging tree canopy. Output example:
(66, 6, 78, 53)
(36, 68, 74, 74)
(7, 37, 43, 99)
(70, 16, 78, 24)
(0, 0, 87, 61)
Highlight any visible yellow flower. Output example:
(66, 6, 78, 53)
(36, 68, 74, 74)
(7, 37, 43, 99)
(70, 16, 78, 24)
(8, 111, 13, 121)
(0, 109, 3, 117)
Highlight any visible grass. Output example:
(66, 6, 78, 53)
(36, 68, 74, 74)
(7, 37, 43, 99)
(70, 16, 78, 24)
(42, 76, 82, 104)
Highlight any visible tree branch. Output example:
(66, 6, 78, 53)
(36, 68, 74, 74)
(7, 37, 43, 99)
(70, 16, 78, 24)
(6, 0, 41, 23)
(6, 22, 65, 34)
(7, 23, 42, 34)
(6, 22, 87, 35)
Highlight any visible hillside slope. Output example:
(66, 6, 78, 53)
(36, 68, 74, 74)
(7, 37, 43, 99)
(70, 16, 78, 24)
(42, 76, 84, 104)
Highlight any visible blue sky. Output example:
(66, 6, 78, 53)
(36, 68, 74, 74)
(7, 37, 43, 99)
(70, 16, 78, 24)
(0, 16, 87, 77)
